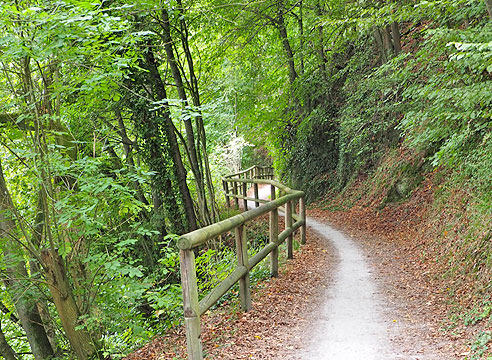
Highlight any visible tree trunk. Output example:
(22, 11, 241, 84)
(176, 0, 220, 224)
(138, 110, 182, 236)
(297, 1, 305, 76)
(41, 249, 99, 360)
(373, 27, 387, 64)
(485, 0, 492, 19)
(115, 110, 149, 206)
(160, 8, 212, 226)
(30, 194, 58, 352)
(382, 25, 394, 56)
(144, 46, 198, 232)
(316, 1, 327, 83)
(276, 6, 297, 84)
(0, 321, 17, 360)
(0, 160, 54, 360)
(390, 22, 402, 55)
(33, 109, 101, 360)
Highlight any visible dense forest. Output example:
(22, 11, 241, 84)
(0, 0, 491, 359)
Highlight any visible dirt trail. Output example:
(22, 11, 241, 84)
(127, 184, 461, 359)
(248, 186, 390, 357)
(248, 185, 456, 359)
(300, 218, 390, 359)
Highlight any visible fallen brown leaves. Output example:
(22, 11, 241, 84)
(125, 227, 334, 360)
(126, 168, 491, 359)
(311, 168, 490, 358)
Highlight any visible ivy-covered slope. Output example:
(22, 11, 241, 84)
(278, 1, 492, 352)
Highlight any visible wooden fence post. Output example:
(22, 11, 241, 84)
(179, 249, 202, 360)
(269, 185, 279, 277)
(254, 183, 259, 208)
(242, 182, 248, 211)
(223, 180, 230, 208)
(235, 225, 251, 311)
(300, 197, 306, 244)
(233, 182, 239, 210)
(285, 200, 293, 259)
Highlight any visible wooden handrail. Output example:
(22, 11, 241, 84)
(178, 166, 306, 359)
(223, 165, 274, 179)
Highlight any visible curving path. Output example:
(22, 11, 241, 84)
(247, 185, 391, 358)
(241, 183, 454, 359)
(247, 185, 400, 359)
(299, 218, 390, 359)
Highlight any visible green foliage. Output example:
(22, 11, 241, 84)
(462, 298, 492, 327)
(471, 331, 492, 359)
(287, 107, 338, 200)
(400, 23, 492, 189)
(336, 46, 408, 186)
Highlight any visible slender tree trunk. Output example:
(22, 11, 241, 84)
(276, 6, 297, 84)
(30, 194, 58, 352)
(144, 46, 198, 231)
(297, 1, 305, 76)
(197, 123, 218, 223)
(0, 160, 54, 360)
(485, 0, 492, 19)
(0, 321, 17, 360)
(316, 1, 328, 83)
(176, 0, 220, 224)
(373, 27, 387, 64)
(390, 22, 402, 55)
(115, 110, 149, 206)
(41, 250, 99, 360)
(150, 144, 177, 236)
(382, 25, 394, 56)
(34, 141, 100, 360)
(161, 8, 211, 226)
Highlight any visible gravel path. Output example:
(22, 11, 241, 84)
(251, 185, 455, 359)
(300, 218, 391, 359)
(235, 184, 459, 359)
(248, 186, 392, 358)
(296, 212, 460, 360)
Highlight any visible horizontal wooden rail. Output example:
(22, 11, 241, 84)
(223, 165, 274, 179)
(178, 166, 306, 359)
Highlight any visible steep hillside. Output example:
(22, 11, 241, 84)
(276, 3, 492, 355)
(317, 148, 492, 357)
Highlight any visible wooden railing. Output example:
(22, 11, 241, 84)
(222, 165, 274, 210)
(178, 166, 306, 359)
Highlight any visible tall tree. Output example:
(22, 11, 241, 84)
(143, 44, 198, 231)
(275, 1, 298, 84)
(0, 160, 54, 360)
(159, 8, 213, 226)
